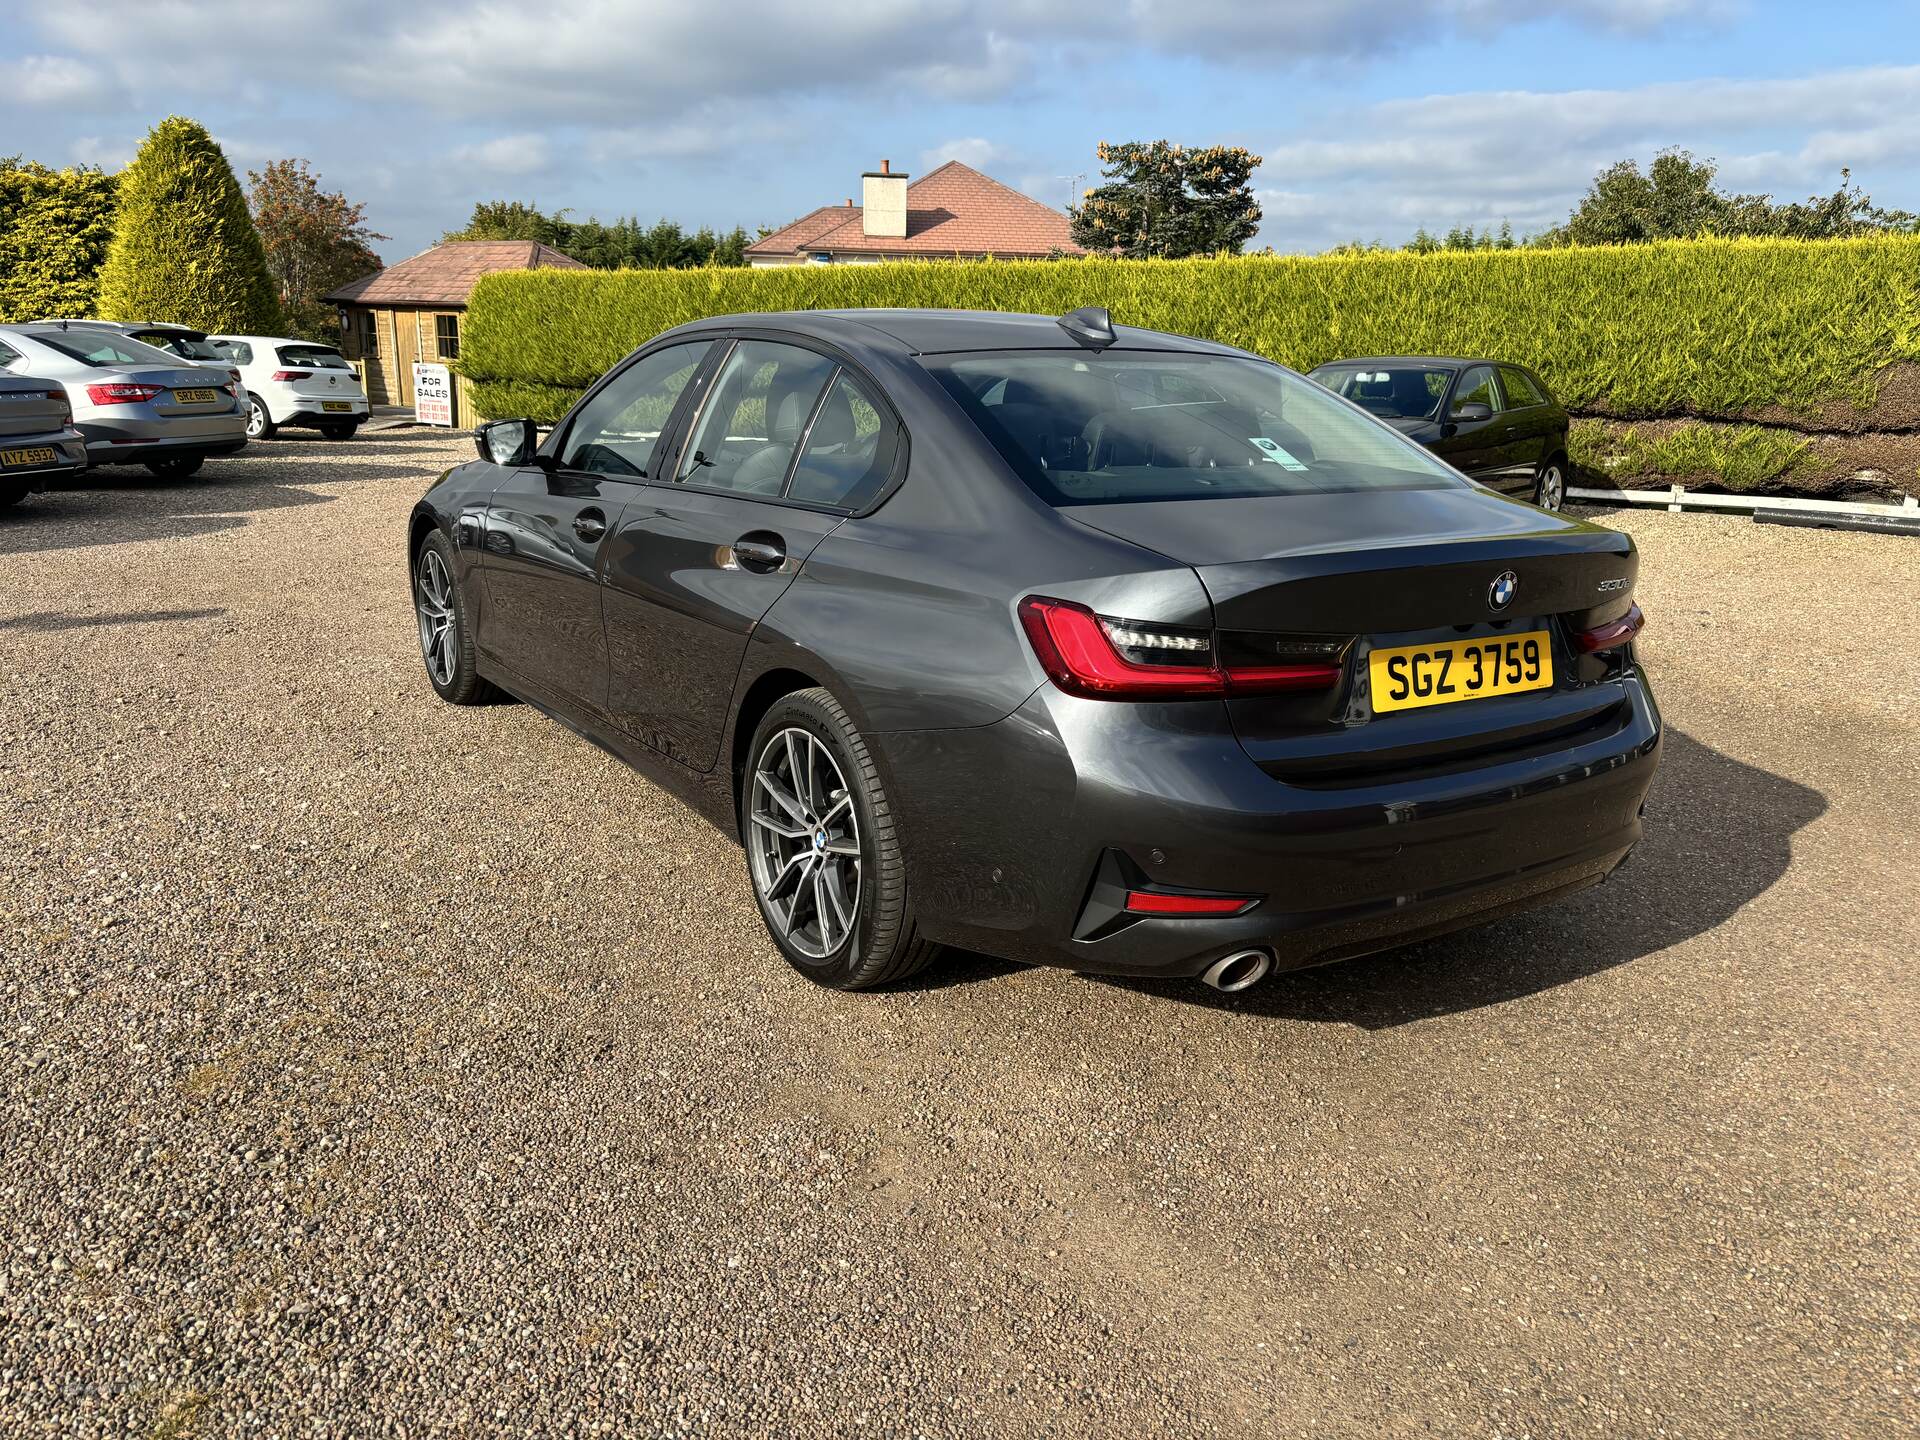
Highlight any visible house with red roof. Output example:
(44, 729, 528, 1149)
(745, 160, 1084, 266)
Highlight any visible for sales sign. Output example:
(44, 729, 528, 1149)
(413, 363, 454, 427)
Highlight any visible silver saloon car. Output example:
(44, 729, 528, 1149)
(0, 323, 247, 479)
(0, 365, 87, 508)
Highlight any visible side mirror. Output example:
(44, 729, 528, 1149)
(476, 418, 539, 467)
(1452, 401, 1494, 422)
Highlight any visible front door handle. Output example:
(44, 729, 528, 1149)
(731, 533, 786, 574)
(573, 509, 607, 542)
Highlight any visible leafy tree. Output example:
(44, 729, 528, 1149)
(247, 159, 385, 341)
(1069, 141, 1263, 258)
(444, 199, 574, 248)
(1540, 150, 1918, 245)
(95, 117, 280, 332)
(447, 200, 750, 269)
(0, 158, 118, 321)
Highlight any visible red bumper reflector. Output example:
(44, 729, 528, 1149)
(1574, 602, 1645, 653)
(1124, 890, 1257, 917)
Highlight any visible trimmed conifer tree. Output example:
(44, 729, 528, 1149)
(96, 116, 282, 332)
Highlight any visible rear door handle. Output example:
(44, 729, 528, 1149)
(731, 534, 786, 573)
(573, 509, 607, 542)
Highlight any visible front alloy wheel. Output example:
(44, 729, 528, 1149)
(411, 530, 498, 705)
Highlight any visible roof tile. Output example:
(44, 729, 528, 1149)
(745, 162, 1082, 260)
(324, 240, 588, 307)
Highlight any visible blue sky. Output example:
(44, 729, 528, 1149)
(3, 1, 1917, 266)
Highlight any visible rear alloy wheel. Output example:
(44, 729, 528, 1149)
(1534, 457, 1567, 511)
(319, 421, 359, 441)
(143, 456, 204, 480)
(246, 398, 276, 440)
(412, 530, 500, 705)
(743, 688, 939, 989)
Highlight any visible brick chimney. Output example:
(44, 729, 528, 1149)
(861, 159, 908, 239)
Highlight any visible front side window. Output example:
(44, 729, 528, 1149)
(1451, 365, 1500, 414)
(927, 351, 1467, 506)
(1309, 365, 1450, 421)
(435, 314, 459, 360)
(677, 341, 838, 495)
(559, 341, 708, 477)
(786, 370, 899, 510)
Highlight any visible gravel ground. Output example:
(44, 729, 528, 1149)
(2, 432, 1916, 1438)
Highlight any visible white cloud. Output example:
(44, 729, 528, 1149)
(1, 55, 108, 105)
(451, 134, 553, 176)
(27, 0, 1724, 119)
(921, 138, 1009, 172)
(1257, 64, 1920, 250)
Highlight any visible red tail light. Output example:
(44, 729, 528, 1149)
(271, 370, 312, 382)
(1574, 603, 1645, 653)
(85, 382, 167, 406)
(1124, 890, 1258, 917)
(49, 388, 71, 419)
(1018, 596, 1342, 700)
(229, 368, 243, 384)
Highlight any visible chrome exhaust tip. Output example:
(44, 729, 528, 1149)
(1200, 949, 1272, 993)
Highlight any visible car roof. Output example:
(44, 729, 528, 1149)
(212, 335, 342, 347)
(654, 308, 1259, 360)
(1311, 355, 1533, 371)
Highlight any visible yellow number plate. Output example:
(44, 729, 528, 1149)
(321, 401, 353, 412)
(0, 446, 57, 467)
(1370, 631, 1552, 713)
(172, 387, 218, 404)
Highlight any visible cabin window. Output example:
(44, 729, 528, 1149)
(435, 314, 460, 361)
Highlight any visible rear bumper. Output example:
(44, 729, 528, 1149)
(876, 668, 1662, 978)
(79, 414, 248, 465)
(273, 396, 370, 427)
(0, 429, 88, 488)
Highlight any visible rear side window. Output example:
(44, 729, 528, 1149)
(559, 341, 708, 477)
(926, 350, 1464, 505)
(222, 342, 254, 365)
(677, 340, 838, 496)
(1499, 366, 1547, 407)
(0, 341, 21, 368)
(786, 370, 898, 510)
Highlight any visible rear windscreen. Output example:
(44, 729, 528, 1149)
(924, 351, 1464, 505)
(1308, 365, 1452, 421)
(277, 345, 352, 370)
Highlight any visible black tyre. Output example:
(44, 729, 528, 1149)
(412, 529, 500, 705)
(319, 421, 359, 441)
(741, 687, 939, 990)
(1533, 453, 1568, 511)
(246, 397, 276, 439)
(0, 484, 26, 509)
(143, 455, 204, 480)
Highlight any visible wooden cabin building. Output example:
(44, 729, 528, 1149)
(325, 240, 586, 426)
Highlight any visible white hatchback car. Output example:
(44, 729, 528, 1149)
(213, 335, 370, 440)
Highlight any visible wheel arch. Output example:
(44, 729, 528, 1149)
(728, 666, 826, 830)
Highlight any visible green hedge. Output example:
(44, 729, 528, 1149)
(463, 236, 1920, 424)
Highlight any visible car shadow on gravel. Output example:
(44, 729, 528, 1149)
(1088, 728, 1825, 1027)
(0, 607, 226, 633)
(0, 435, 449, 558)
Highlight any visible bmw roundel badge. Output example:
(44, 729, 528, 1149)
(1489, 570, 1518, 611)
